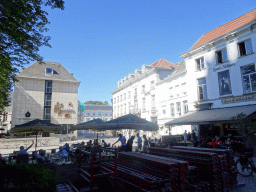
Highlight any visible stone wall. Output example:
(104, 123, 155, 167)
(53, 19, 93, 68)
(0, 137, 60, 149)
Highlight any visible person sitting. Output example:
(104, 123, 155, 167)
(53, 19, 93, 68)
(63, 143, 72, 153)
(216, 137, 222, 144)
(210, 139, 217, 148)
(94, 139, 98, 146)
(225, 138, 231, 145)
(200, 138, 207, 147)
(55, 146, 68, 159)
(102, 140, 108, 147)
(17, 141, 34, 155)
(112, 133, 127, 152)
(126, 136, 135, 152)
(36, 149, 51, 164)
(0, 154, 6, 165)
(153, 138, 158, 143)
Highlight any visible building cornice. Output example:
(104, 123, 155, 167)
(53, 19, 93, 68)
(157, 70, 187, 86)
(180, 21, 256, 58)
(111, 67, 173, 94)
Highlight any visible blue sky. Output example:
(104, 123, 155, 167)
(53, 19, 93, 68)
(28, 0, 255, 105)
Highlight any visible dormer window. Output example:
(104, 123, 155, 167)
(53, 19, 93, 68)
(46, 68, 53, 74)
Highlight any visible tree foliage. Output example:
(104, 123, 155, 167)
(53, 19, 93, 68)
(0, 0, 65, 110)
(84, 101, 109, 105)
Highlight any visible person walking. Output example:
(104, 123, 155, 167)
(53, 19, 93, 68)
(112, 133, 127, 152)
(136, 133, 142, 151)
(142, 135, 149, 152)
(126, 136, 135, 152)
(183, 130, 188, 142)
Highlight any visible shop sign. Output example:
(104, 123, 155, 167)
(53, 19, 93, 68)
(221, 94, 255, 104)
(213, 63, 235, 72)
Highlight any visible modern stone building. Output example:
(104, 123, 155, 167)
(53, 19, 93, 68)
(12, 61, 80, 127)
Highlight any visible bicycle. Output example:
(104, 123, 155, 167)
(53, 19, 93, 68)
(235, 151, 256, 177)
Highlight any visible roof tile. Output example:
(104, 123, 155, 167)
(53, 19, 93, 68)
(191, 9, 256, 50)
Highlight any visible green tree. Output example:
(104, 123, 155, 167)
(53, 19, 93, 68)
(103, 101, 108, 105)
(96, 101, 103, 105)
(0, 0, 65, 110)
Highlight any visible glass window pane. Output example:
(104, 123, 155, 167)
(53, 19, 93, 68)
(243, 76, 251, 93)
(46, 68, 53, 74)
(222, 49, 228, 62)
(200, 58, 204, 68)
(241, 65, 255, 75)
(216, 51, 222, 63)
(203, 85, 208, 99)
(245, 39, 253, 54)
(251, 74, 256, 92)
(198, 78, 206, 85)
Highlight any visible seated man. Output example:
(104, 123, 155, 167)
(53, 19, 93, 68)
(17, 141, 34, 155)
(63, 143, 72, 153)
(36, 149, 51, 164)
(55, 146, 68, 159)
(102, 140, 108, 147)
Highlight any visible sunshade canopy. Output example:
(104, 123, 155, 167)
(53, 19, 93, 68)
(97, 114, 158, 131)
(10, 119, 64, 133)
(70, 118, 104, 130)
(165, 105, 256, 126)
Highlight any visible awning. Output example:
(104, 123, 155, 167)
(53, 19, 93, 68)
(165, 104, 256, 126)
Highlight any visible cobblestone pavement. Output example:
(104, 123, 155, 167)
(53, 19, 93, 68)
(230, 156, 256, 192)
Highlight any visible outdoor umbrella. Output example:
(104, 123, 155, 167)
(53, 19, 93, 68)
(97, 114, 159, 132)
(70, 118, 104, 140)
(10, 119, 64, 150)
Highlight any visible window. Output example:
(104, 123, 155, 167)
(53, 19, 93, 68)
(93, 113, 95, 116)
(124, 104, 126, 114)
(241, 64, 256, 93)
(128, 91, 131, 98)
(44, 108, 51, 120)
(218, 70, 232, 96)
(120, 95, 122, 101)
(198, 78, 208, 100)
(99, 113, 101, 116)
(182, 83, 187, 96)
(134, 88, 137, 95)
(176, 102, 181, 114)
(151, 95, 155, 109)
(175, 85, 180, 98)
(196, 57, 205, 70)
(169, 87, 173, 98)
(45, 94, 52, 106)
(238, 39, 253, 56)
(45, 81, 52, 93)
(216, 49, 228, 64)
(142, 98, 146, 112)
(117, 96, 119, 103)
(121, 105, 123, 116)
(183, 100, 188, 114)
(124, 93, 126, 100)
(151, 81, 155, 90)
(87, 113, 90, 116)
(170, 103, 175, 117)
(162, 109, 166, 114)
(105, 113, 108, 117)
(128, 102, 130, 112)
(46, 68, 53, 74)
(141, 85, 145, 93)
(114, 98, 116, 104)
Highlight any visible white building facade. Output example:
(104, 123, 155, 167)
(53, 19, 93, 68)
(81, 105, 113, 122)
(12, 61, 80, 127)
(176, 9, 256, 137)
(156, 62, 192, 135)
(112, 59, 179, 123)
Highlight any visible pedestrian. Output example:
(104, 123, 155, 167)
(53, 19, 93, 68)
(136, 133, 142, 151)
(183, 130, 188, 142)
(142, 135, 149, 152)
(112, 133, 127, 152)
(126, 136, 135, 152)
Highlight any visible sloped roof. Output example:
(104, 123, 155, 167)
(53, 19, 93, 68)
(17, 61, 79, 82)
(84, 105, 113, 111)
(191, 9, 256, 50)
(70, 118, 104, 130)
(150, 59, 179, 70)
